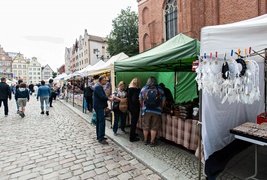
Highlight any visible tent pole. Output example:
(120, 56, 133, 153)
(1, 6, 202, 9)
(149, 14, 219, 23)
(265, 48, 267, 112)
(174, 71, 177, 101)
(83, 77, 85, 113)
(198, 89, 202, 180)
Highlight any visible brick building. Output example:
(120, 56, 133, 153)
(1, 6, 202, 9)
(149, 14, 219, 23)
(137, 0, 267, 52)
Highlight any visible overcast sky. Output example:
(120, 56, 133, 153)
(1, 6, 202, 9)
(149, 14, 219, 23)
(0, 0, 138, 71)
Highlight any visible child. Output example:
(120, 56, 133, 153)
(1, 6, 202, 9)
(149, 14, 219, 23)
(15, 83, 30, 118)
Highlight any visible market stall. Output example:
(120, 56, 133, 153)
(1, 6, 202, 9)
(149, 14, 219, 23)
(114, 33, 200, 151)
(199, 14, 267, 178)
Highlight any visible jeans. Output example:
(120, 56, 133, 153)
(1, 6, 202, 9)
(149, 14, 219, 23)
(0, 99, 8, 115)
(95, 108, 105, 142)
(40, 96, 49, 112)
(113, 110, 127, 133)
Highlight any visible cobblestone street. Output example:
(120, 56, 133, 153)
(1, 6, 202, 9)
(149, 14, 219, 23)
(0, 98, 162, 180)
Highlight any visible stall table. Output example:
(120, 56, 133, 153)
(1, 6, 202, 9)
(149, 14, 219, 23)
(136, 113, 200, 151)
(230, 122, 267, 180)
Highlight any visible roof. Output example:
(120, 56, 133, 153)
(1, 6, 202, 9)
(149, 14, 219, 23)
(114, 33, 200, 72)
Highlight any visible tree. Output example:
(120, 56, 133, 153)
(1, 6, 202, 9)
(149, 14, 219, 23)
(107, 7, 139, 57)
(52, 72, 57, 78)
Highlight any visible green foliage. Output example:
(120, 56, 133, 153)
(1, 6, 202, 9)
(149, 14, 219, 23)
(52, 72, 57, 78)
(107, 7, 139, 57)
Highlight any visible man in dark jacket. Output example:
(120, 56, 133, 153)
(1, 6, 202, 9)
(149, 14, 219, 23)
(93, 76, 113, 145)
(0, 77, 12, 117)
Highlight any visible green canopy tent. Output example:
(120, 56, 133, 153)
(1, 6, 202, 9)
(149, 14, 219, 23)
(114, 33, 200, 103)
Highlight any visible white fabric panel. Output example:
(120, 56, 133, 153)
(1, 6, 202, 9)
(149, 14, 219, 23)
(201, 14, 267, 58)
(200, 14, 267, 160)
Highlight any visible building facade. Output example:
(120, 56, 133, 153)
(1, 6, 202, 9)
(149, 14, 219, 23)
(57, 64, 65, 75)
(12, 53, 29, 83)
(64, 29, 109, 74)
(0, 46, 12, 79)
(137, 0, 267, 52)
(41, 64, 54, 81)
(28, 57, 42, 84)
(64, 47, 71, 74)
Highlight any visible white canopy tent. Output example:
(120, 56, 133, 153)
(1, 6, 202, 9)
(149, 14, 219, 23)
(54, 73, 68, 81)
(86, 52, 128, 92)
(200, 14, 267, 160)
(87, 52, 128, 76)
(84, 60, 105, 76)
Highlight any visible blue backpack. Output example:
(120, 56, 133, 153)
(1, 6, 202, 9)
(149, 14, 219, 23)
(144, 86, 161, 108)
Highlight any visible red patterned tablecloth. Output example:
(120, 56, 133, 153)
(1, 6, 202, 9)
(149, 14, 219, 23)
(136, 113, 200, 151)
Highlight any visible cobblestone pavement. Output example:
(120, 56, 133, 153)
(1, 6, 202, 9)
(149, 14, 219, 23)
(61, 100, 244, 180)
(0, 98, 162, 180)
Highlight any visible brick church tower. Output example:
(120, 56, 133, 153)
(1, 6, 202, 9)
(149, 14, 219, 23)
(137, 0, 267, 52)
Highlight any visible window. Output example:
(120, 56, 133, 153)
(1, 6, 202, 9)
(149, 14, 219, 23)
(6, 62, 10, 66)
(18, 65, 22, 68)
(23, 65, 26, 69)
(29, 68, 32, 71)
(13, 65, 17, 68)
(0, 68, 3, 73)
(13, 70, 17, 75)
(33, 68, 36, 71)
(33, 63, 36, 66)
(0, 62, 2, 66)
(23, 70, 27, 75)
(165, 0, 178, 40)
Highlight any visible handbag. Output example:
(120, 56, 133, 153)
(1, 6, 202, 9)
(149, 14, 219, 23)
(119, 98, 128, 113)
(113, 101, 120, 111)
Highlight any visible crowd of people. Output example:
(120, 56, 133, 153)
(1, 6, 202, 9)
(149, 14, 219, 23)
(90, 75, 167, 146)
(1, 75, 170, 147)
(0, 77, 62, 118)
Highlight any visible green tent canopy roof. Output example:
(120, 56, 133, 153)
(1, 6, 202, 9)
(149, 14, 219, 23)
(114, 33, 200, 72)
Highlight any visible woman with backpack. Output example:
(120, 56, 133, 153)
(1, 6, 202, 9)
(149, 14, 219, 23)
(112, 81, 127, 136)
(139, 77, 166, 147)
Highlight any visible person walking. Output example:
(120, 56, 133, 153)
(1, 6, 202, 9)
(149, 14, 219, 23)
(112, 81, 127, 136)
(15, 79, 23, 114)
(15, 83, 30, 118)
(37, 80, 51, 115)
(127, 78, 141, 142)
(48, 79, 55, 107)
(139, 76, 166, 147)
(93, 76, 113, 145)
(0, 77, 12, 117)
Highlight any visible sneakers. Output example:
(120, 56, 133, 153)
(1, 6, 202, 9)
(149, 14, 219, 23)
(17, 110, 20, 114)
(5, 115, 8, 117)
(114, 132, 118, 136)
(144, 140, 149, 145)
(46, 111, 49, 116)
(19, 111, 25, 118)
(99, 139, 109, 145)
(41, 111, 44, 115)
